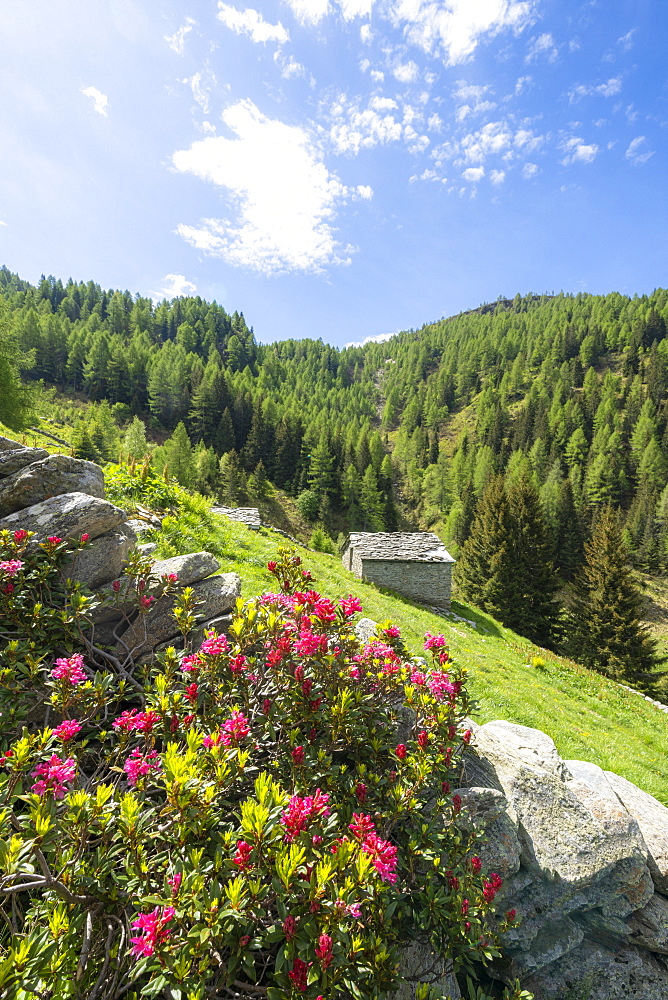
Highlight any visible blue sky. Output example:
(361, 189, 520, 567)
(0, 1, 666, 348)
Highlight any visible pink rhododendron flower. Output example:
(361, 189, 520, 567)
(424, 633, 447, 650)
(13, 529, 29, 542)
(383, 625, 401, 638)
(312, 597, 337, 622)
(469, 856, 482, 874)
(288, 958, 311, 992)
(202, 731, 224, 749)
(47, 536, 63, 545)
(0, 559, 23, 577)
(281, 790, 330, 842)
(139, 595, 155, 609)
(483, 873, 503, 902)
(167, 872, 182, 894)
(229, 654, 247, 674)
(283, 915, 298, 940)
(295, 631, 328, 656)
(427, 671, 459, 701)
(315, 933, 333, 969)
(233, 840, 253, 870)
(267, 560, 277, 572)
(199, 633, 229, 656)
(355, 782, 367, 804)
(31, 755, 76, 799)
(113, 709, 160, 733)
(185, 683, 198, 704)
(395, 744, 407, 759)
(339, 594, 363, 616)
(52, 719, 82, 742)
(111, 580, 121, 593)
(417, 730, 429, 749)
(180, 654, 201, 672)
(262, 698, 272, 715)
(80, 533, 90, 542)
(123, 748, 160, 787)
(130, 906, 175, 958)
(362, 831, 398, 884)
(349, 813, 376, 840)
(292, 745, 305, 765)
(221, 710, 250, 746)
(239, 934, 251, 947)
(51, 653, 87, 685)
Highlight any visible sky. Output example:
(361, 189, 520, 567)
(0, 1, 666, 349)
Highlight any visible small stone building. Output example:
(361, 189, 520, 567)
(341, 532, 456, 609)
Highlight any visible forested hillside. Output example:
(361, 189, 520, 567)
(2, 265, 668, 681)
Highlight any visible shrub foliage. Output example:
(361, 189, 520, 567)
(0, 536, 526, 1000)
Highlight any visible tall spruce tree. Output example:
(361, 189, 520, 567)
(455, 475, 519, 620)
(566, 505, 661, 687)
(505, 473, 559, 645)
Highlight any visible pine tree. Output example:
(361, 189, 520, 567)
(123, 416, 148, 461)
(566, 505, 661, 687)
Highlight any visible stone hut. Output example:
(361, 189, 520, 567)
(342, 531, 455, 608)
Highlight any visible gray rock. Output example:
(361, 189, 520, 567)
(513, 916, 585, 973)
(0, 455, 105, 516)
(126, 519, 155, 538)
(395, 939, 461, 999)
(604, 771, 668, 894)
(481, 721, 573, 782)
(62, 524, 137, 589)
(0, 446, 49, 477)
(137, 542, 157, 556)
(0, 492, 127, 543)
(628, 894, 668, 955)
(149, 551, 219, 587)
(522, 941, 668, 1000)
(0, 435, 22, 451)
(578, 910, 632, 950)
(117, 573, 241, 658)
(454, 787, 522, 878)
(355, 617, 379, 643)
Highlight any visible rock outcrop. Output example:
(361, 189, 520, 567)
(0, 436, 240, 658)
(458, 720, 668, 999)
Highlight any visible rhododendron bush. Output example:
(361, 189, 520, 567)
(0, 537, 527, 1000)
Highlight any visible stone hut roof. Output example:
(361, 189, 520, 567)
(345, 532, 455, 563)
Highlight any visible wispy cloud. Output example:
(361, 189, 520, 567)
(625, 136, 654, 166)
(522, 162, 538, 178)
(182, 71, 217, 114)
(165, 18, 196, 55)
(490, 168, 505, 185)
(154, 274, 198, 299)
(173, 99, 362, 274)
(453, 81, 496, 121)
(462, 165, 484, 182)
(217, 4, 289, 44)
(560, 135, 599, 166)
(389, 0, 536, 66)
(345, 329, 397, 348)
(393, 60, 419, 84)
(618, 28, 637, 51)
(326, 92, 428, 155)
(275, 52, 307, 78)
(284, 0, 330, 24)
(526, 32, 558, 63)
(80, 86, 109, 116)
(568, 76, 622, 102)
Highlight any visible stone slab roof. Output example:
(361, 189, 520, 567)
(346, 532, 455, 563)
(211, 507, 262, 530)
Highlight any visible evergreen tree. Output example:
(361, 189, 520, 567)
(219, 450, 248, 505)
(123, 416, 149, 460)
(566, 505, 661, 687)
(248, 460, 271, 501)
(455, 476, 518, 619)
(505, 474, 559, 645)
(359, 464, 385, 531)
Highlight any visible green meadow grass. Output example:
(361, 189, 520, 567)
(148, 499, 668, 807)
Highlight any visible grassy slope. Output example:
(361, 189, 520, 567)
(150, 507, 668, 807)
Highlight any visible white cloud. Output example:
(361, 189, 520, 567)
(165, 18, 195, 55)
(526, 32, 558, 63)
(568, 76, 622, 102)
(360, 23, 373, 43)
(345, 330, 397, 348)
(276, 52, 307, 77)
(173, 99, 358, 274)
(155, 274, 198, 299)
(355, 184, 374, 198)
(80, 86, 109, 116)
(453, 80, 496, 121)
(625, 136, 654, 166)
(339, 0, 375, 17)
(390, 0, 537, 66)
(0, 220, 7, 228)
(370, 68, 385, 82)
(490, 168, 505, 184)
(393, 60, 419, 83)
(217, 4, 289, 43)
(284, 0, 330, 24)
(462, 166, 484, 182)
(182, 72, 215, 114)
(514, 74, 532, 94)
(618, 28, 637, 51)
(560, 135, 599, 165)
(326, 93, 427, 155)
(522, 161, 538, 178)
